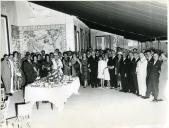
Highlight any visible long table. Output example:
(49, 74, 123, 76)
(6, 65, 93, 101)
(24, 77, 80, 111)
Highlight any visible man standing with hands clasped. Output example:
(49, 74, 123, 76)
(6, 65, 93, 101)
(143, 52, 161, 102)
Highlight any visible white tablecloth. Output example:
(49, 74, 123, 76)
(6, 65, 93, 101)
(24, 77, 80, 111)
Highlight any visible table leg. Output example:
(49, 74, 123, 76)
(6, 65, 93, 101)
(36, 102, 39, 110)
(50, 103, 53, 110)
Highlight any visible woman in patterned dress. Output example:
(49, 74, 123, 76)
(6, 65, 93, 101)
(71, 53, 81, 77)
(81, 53, 88, 88)
(13, 51, 24, 90)
(32, 55, 40, 77)
(63, 52, 71, 76)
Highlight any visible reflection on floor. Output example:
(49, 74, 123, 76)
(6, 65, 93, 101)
(6, 87, 168, 128)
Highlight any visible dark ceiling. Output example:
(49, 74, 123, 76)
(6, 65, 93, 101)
(31, 1, 167, 42)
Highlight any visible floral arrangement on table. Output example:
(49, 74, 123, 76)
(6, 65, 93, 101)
(30, 69, 73, 88)
(46, 68, 64, 83)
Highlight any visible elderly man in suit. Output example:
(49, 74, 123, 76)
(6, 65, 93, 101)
(1, 54, 14, 96)
(143, 52, 162, 101)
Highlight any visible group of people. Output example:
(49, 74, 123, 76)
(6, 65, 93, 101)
(1, 48, 168, 102)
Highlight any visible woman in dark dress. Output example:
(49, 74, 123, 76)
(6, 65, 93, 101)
(32, 55, 40, 77)
(38, 53, 48, 78)
(23, 54, 37, 85)
(115, 52, 123, 89)
(81, 53, 88, 88)
(63, 52, 71, 76)
(71, 53, 81, 77)
(43, 54, 52, 76)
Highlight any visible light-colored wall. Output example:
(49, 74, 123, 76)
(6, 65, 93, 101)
(66, 16, 74, 51)
(73, 17, 90, 51)
(15, 2, 70, 26)
(1, 1, 18, 53)
(124, 39, 139, 50)
(90, 29, 124, 50)
(2, 1, 153, 53)
(141, 40, 167, 52)
(1, 1, 75, 52)
(90, 29, 143, 51)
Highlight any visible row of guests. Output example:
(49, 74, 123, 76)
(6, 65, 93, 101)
(1, 49, 93, 95)
(62, 48, 168, 102)
(100, 49, 167, 102)
(1, 48, 168, 102)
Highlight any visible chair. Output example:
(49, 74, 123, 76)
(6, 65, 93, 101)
(0, 87, 7, 127)
(6, 103, 32, 128)
(1, 87, 6, 109)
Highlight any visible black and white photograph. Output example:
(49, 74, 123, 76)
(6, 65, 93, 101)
(0, 1, 168, 128)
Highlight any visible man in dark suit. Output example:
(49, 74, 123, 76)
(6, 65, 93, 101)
(128, 51, 140, 94)
(108, 50, 117, 89)
(1, 54, 13, 95)
(145, 50, 154, 88)
(119, 52, 129, 92)
(144, 53, 161, 101)
(128, 52, 136, 93)
(88, 51, 98, 88)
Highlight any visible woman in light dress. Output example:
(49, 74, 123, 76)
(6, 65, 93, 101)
(8, 54, 15, 93)
(98, 55, 105, 88)
(97, 54, 110, 88)
(103, 54, 110, 88)
(158, 53, 168, 101)
(136, 53, 147, 97)
(51, 52, 63, 73)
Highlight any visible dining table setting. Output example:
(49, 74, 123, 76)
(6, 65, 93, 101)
(24, 75, 80, 112)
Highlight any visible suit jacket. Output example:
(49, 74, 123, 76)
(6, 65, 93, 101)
(120, 58, 129, 75)
(147, 57, 154, 77)
(23, 60, 37, 84)
(149, 60, 161, 79)
(115, 58, 123, 75)
(88, 56, 98, 73)
(1, 60, 12, 93)
(128, 58, 136, 74)
(108, 56, 116, 75)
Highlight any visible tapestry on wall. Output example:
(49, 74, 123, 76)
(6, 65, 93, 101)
(12, 24, 66, 54)
(12, 25, 20, 52)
